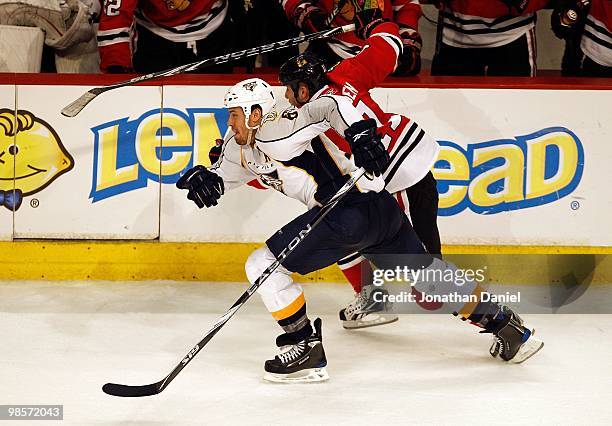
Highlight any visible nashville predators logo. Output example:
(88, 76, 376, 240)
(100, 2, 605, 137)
(163, 0, 190, 11)
(0, 109, 74, 211)
(242, 81, 258, 91)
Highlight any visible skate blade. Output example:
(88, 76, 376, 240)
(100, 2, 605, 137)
(342, 314, 399, 330)
(510, 335, 544, 364)
(263, 367, 329, 384)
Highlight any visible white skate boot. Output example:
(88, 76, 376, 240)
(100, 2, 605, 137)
(339, 284, 398, 329)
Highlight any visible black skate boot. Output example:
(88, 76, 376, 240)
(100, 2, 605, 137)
(339, 284, 398, 329)
(264, 318, 328, 383)
(478, 305, 544, 363)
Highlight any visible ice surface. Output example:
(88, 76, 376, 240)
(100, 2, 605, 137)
(1, 281, 611, 425)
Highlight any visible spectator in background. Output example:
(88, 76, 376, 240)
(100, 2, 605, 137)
(0, 0, 96, 73)
(97, 0, 246, 73)
(552, 0, 612, 77)
(246, 0, 300, 67)
(282, 0, 424, 76)
(431, 0, 549, 76)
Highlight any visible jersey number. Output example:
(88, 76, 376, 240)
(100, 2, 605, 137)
(354, 99, 403, 149)
(105, 0, 122, 16)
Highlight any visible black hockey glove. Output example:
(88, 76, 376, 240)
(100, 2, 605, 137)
(344, 119, 389, 177)
(392, 26, 423, 76)
(293, 1, 328, 33)
(551, 0, 591, 40)
(354, 5, 387, 40)
(176, 165, 224, 209)
(208, 139, 224, 165)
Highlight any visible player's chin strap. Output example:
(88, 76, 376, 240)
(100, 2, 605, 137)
(245, 114, 261, 146)
(246, 129, 255, 146)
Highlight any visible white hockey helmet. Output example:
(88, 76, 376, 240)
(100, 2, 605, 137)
(224, 78, 276, 128)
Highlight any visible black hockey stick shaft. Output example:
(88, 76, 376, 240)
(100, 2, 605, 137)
(102, 169, 367, 397)
(61, 24, 356, 118)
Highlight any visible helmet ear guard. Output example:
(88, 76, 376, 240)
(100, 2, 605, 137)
(224, 78, 276, 129)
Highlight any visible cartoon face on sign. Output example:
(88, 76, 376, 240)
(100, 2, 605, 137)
(0, 109, 74, 210)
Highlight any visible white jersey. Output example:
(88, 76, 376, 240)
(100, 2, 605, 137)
(210, 94, 385, 209)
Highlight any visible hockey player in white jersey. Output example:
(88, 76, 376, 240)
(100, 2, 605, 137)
(177, 77, 429, 382)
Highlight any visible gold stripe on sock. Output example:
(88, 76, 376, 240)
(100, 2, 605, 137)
(271, 292, 306, 321)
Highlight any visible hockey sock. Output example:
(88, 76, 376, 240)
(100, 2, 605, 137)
(452, 284, 505, 330)
(338, 253, 372, 293)
(271, 291, 313, 339)
(283, 320, 314, 343)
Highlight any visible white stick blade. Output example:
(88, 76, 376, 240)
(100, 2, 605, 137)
(61, 91, 98, 118)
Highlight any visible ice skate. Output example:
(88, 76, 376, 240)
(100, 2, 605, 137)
(339, 284, 398, 329)
(485, 306, 544, 363)
(264, 318, 329, 383)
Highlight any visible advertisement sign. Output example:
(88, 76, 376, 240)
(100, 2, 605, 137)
(12, 85, 162, 239)
(382, 88, 609, 246)
(1, 82, 609, 245)
(0, 85, 15, 240)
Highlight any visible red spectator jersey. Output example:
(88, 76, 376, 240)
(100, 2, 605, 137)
(97, 0, 227, 71)
(437, 0, 549, 48)
(282, 0, 422, 58)
(313, 21, 439, 192)
(581, 0, 612, 66)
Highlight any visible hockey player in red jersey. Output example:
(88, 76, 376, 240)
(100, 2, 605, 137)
(278, 7, 442, 329)
(431, 0, 550, 76)
(552, 0, 612, 77)
(282, 0, 423, 75)
(97, 0, 238, 73)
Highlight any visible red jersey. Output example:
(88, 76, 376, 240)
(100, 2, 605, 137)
(437, 0, 549, 48)
(581, 0, 612, 67)
(313, 21, 439, 192)
(282, 0, 422, 58)
(97, 0, 227, 71)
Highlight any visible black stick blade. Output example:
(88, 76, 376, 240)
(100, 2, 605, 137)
(102, 382, 161, 397)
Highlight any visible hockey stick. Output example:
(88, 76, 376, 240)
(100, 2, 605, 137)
(61, 23, 356, 118)
(102, 169, 367, 397)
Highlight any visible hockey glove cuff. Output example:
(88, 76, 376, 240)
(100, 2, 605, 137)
(344, 119, 389, 177)
(392, 26, 422, 76)
(176, 165, 224, 208)
(208, 139, 224, 165)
